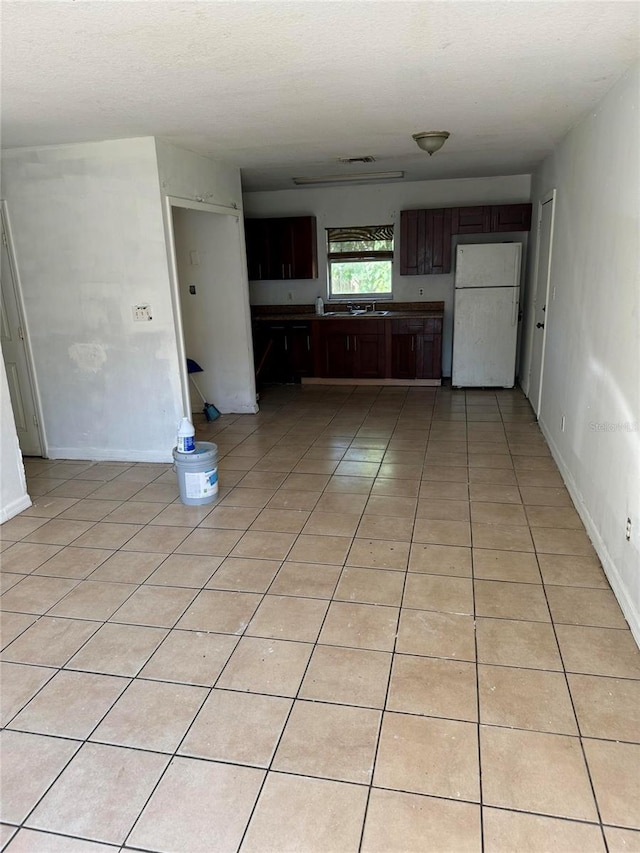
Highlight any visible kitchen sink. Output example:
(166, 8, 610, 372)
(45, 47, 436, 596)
(323, 309, 391, 317)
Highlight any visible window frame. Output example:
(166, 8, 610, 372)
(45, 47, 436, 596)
(326, 225, 394, 302)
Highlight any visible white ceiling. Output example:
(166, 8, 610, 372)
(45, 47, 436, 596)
(2, 1, 638, 191)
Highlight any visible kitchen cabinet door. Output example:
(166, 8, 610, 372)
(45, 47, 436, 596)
(314, 320, 384, 378)
(400, 209, 453, 275)
(253, 320, 314, 383)
(416, 333, 442, 379)
(400, 210, 427, 275)
(253, 323, 290, 382)
(451, 206, 491, 234)
(288, 217, 318, 279)
(352, 331, 385, 378)
(428, 208, 453, 274)
(416, 318, 443, 380)
(490, 204, 532, 233)
(288, 323, 313, 377)
(323, 332, 351, 377)
(389, 319, 421, 379)
(245, 219, 272, 280)
(391, 332, 417, 379)
(245, 217, 318, 280)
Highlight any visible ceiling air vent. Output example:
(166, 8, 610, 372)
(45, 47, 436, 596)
(338, 156, 376, 164)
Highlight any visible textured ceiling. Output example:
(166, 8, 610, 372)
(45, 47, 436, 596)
(2, 1, 638, 190)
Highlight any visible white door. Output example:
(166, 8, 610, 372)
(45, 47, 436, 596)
(452, 286, 519, 387)
(455, 243, 522, 289)
(1, 217, 42, 456)
(528, 194, 555, 416)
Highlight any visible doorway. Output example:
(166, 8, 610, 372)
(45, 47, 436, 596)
(528, 190, 556, 417)
(164, 197, 257, 419)
(1, 202, 44, 456)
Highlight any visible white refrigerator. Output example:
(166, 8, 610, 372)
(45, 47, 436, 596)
(452, 243, 522, 388)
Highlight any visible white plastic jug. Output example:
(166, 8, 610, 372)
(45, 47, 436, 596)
(315, 296, 324, 315)
(176, 417, 196, 453)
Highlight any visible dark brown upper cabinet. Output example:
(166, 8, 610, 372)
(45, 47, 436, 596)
(400, 203, 532, 275)
(400, 208, 453, 275)
(245, 216, 318, 281)
(490, 204, 533, 232)
(451, 206, 492, 234)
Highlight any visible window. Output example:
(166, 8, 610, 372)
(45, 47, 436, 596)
(327, 225, 393, 300)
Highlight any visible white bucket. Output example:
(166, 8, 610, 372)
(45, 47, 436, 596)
(173, 441, 218, 506)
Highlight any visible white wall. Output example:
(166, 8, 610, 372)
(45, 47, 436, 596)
(0, 358, 31, 521)
(0, 137, 256, 465)
(156, 140, 243, 211)
(521, 64, 640, 643)
(172, 207, 257, 414)
(1, 137, 183, 462)
(244, 174, 531, 375)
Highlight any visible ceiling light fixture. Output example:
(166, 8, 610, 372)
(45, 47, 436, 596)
(293, 171, 404, 186)
(412, 131, 450, 156)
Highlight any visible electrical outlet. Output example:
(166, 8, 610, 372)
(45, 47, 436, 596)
(419, 288, 424, 296)
(132, 304, 152, 322)
(626, 517, 632, 541)
(561, 415, 566, 432)
(287, 291, 293, 301)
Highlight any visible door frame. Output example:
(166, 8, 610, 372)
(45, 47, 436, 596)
(162, 195, 244, 417)
(528, 188, 556, 418)
(1, 200, 47, 456)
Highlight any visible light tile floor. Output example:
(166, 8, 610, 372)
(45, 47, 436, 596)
(1, 385, 639, 853)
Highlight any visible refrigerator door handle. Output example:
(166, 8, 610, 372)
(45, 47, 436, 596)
(511, 288, 519, 326)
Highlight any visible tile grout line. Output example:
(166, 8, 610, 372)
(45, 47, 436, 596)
(4, 385, 638, 849)
(356, 389, 433, 853)
(234, 383, 392, 852)
(470, 391, 486, 853)
(121, 383, 389, 849)
(538, 559, 611, 851)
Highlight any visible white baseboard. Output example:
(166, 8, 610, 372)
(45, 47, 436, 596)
(539, 419, 640, 648)
(1, 493, 33, 523)
(46, 447, 173, 464)
(231, 403, 260, 414)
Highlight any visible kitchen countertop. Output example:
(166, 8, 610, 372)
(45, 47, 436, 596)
(252, 302, 444, 322)
(254, 311, 444, 321)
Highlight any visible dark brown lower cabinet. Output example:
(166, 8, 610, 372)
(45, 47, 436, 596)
(288, 323, 313, 378)
(314, 320, 385, 379)
(390, 320, 419, 379)
(254, 321, 312, 383)
(254, 315, 442, 383)
(388, 318, 442, 380)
